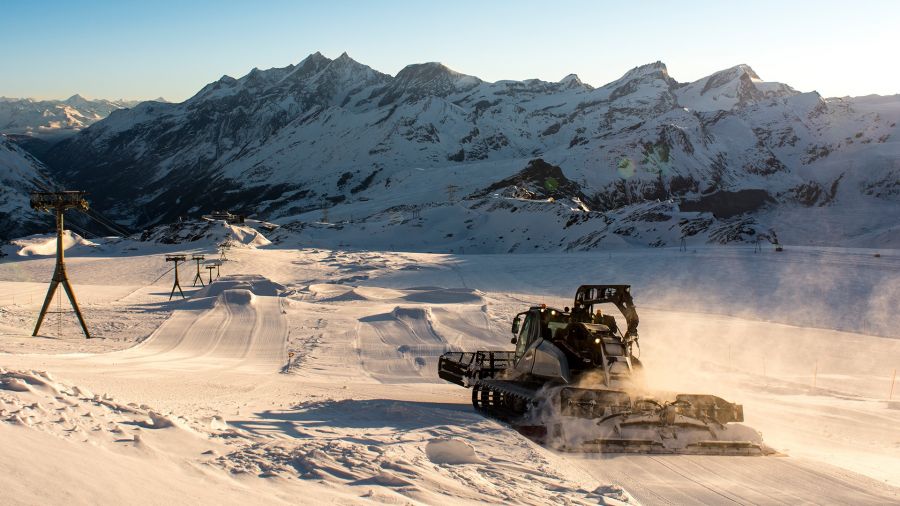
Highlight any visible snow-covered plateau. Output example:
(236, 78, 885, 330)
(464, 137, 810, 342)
(0, 227, 898, 504)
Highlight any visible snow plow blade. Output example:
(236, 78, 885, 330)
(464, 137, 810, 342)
(545, 388, 770, 455)
(562, 439, 767, 455)
(559, 388, 745, 426)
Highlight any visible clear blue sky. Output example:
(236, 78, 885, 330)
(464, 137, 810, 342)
(1, 0, 897, 102)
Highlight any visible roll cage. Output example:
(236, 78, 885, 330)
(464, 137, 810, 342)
(572, 285, 639, 338)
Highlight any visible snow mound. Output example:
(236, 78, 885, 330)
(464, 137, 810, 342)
(402, 287, 482, 304)
(146, 411, 176, 429)
(209, 416, 228, 431)
(591, 485, 639, 505)
(307, 283, 353, 299)
(356, 306, 455, 381)
(13, 230, 97, 257)
(0, 377, 31, 392)
(390, 306, 434, 323)
(307, 284, 407, 302)
(424, 438, 482, 465)
(222, 289, 256, 307)
(223, 223, 271, 247)
(353, 287, 407, 300)
(199, 275, 285, 298)
(321, 285, 370, 301)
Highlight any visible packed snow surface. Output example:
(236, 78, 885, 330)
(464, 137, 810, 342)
(0, 240, 898, 504)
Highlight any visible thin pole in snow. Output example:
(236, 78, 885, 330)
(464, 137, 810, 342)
(812, 360, 818, 390)
(890, 369, 896, 400)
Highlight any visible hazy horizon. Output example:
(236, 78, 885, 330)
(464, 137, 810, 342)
(2, 0, 898, 102)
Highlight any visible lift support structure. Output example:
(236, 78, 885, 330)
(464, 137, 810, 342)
(30, 191, 91, 338)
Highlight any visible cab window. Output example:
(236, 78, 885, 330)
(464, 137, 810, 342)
(515, 313, 535, 358)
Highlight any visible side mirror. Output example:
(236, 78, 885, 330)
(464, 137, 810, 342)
(511, 316, 521, 335)
(510, 337, 518, 345)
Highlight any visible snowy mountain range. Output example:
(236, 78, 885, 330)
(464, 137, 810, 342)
(23, 53, 900, 249)
(0, 95, 152, 137)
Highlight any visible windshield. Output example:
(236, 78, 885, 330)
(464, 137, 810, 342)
(541, 308, 568, 340)
(515, 313, 535, 358)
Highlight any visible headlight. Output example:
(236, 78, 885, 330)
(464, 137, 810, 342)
(594, 338, 601, 344)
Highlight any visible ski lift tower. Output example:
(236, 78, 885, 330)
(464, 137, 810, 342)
(166, 254, 187, 300)
(218, 242, 230, 262)
(191, 254, 206, 287)
(30, 191, 91, 338)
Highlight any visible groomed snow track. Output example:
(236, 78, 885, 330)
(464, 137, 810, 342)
(106, 275, 288, 373)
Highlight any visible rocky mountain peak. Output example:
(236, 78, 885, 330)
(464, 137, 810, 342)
(377, 62, 480, 106)
(730, 64, 760, 80)
(701, 64, 760, 94)
(620, 61, 670, 82)
(276, 51, 334, 85)
(322, 51, 377, 75)
(64, 94, 89, 105)
(676, 63, 797, 111)
(603, 61, 676, 105)
(305, 51, 330, 64)
(558, 73, 588, 90)
(395, 62, 464, 84)
(294, 51, 333, 72)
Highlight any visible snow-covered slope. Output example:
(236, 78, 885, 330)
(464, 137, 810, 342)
(0, 95, 149, 137)
(42, 53, 900, 249)
(136, 219, 273, 248)
(0, 135, 58, 240)
(1, 245, 898, 503)
(8, 230, 98, 257)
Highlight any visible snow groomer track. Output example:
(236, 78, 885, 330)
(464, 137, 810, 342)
(111, 275, 288, 373)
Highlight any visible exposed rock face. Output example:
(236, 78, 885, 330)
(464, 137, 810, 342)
(679, 190, 774, 219)
(29, 52, 900, 248)
(472, 158, 590, 205)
